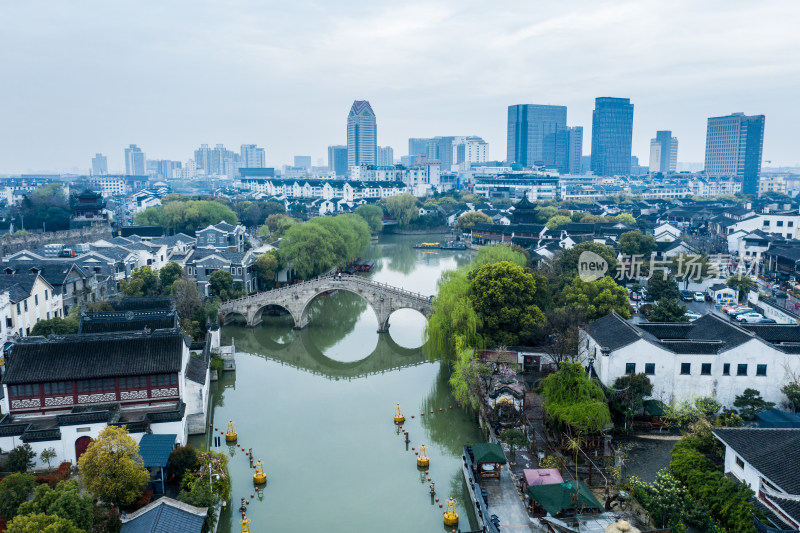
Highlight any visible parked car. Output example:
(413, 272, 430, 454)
(680, 291, 694, 301)
(737, 313, 765, 323)
(727, 306, 753, 316)
(694, 292, 705, 302)
(684, 311, 702, 321)
(773, 291, 788, 299)
(753, 318, 777, 323)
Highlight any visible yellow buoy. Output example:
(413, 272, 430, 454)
(394, 403, 405, 424)
(253, 460, 267, 484)
(417, 444, 430, 468)
(241, 517, 251, 533)
(443, 498, 459, 527)
(226, 420, 237, 442)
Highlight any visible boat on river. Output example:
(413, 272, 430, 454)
(414, 241, 466, 250)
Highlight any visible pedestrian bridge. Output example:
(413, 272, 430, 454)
(218, 274, 434, 332)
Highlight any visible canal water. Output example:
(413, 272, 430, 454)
(191, 234, 484, 532)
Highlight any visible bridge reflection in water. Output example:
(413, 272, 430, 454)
(226, 323, 428, 380)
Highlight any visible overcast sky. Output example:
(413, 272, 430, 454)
(1, 0, 799, 174)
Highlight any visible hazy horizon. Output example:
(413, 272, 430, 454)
(1, 0, 799, 174)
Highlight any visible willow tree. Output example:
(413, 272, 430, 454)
(472, 244, 528, 269)
(540, 362, 611, 434)
(424, 268, 481, 361)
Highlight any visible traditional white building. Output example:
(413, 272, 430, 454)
(0, 313, 209, 468)
(580, 312, 800, 408)
(712, 428, 800, 531)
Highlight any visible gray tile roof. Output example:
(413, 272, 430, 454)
(712, 428, 800, 494)
(184, 356, 207, 385)
(0, 273, 42, 303)
(3, 332, 185, 384)
(120, 497, 207, 533)
(585, 312, 647, 351)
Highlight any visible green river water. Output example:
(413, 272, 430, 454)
(190, 234, 485, 532)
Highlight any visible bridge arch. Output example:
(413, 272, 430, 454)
(218, 274, 433, 332)
(298, 285, 382, 332)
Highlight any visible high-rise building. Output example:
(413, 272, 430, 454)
(194, 144, 211, 175)
(91, 153, 107, 175)
(408, 138, 429, 158)
(507, 104, 567, 168)
(124, 144, 145, 175)
(410, 136, 488, 169)
(328, 145, 348, 177)
(590, 97, 634, 176)
(347, 100, 377, 168)
(566, 127, 583, 175)
(704, 112, 765, 195)
(649, 131, 678, 174)
(240, 144, 266, 168)
(377, 146, 394, 166)
(294, 156, 312, 170)
(194, 144, 238, 177)
(151, 160, 182, 180)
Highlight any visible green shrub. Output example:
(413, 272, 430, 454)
(209, 356, 224, 373)
(670, 440, 758, 532)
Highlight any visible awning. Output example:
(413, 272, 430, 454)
(526, 481, 603, 516)
(523, 468, 563, 487)
(470, 442, 507, 464)
(138, 434, 177, 468)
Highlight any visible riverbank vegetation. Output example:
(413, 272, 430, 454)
(426, 241, 631, 408)
(279, 214, 371, 279)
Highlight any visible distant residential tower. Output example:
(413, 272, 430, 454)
(91, 153, 107, 175)
(124, 144, 145, 175)
(240, 144, 266, 168)
(649, 131, 679, 174)
(328, 145, 349, 177)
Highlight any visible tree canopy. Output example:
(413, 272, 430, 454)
(158, 262, 184, 292)
(0, 473, 35, 521)
(455, 211, 492, 231)
(134, 199, 237, 233)
(208, 270, 241, 301)
(645, 274, 680, 302)
(279, 214, 371, 279)
(619, 230, 657, 257)
(727, 275, 757, 302)
(354, 204, 384, 234)
(258, 213, 298, 239)
(77, 425, 149, 508)
(5, 513, 83, 533)
(648, 298, 689, 322)
(12, 183, 71, 232)
(562, 276, 631, 320)
(382, 193, 418, 226)
(253, 250, 279, 290)
(545, 215, 572, 230)
(120, 265, 159, 297)
(469, 261, 545, 346)
(540, 362, 611, 434)
(17, 481, 93, 532)
(425, 268, 481, 361)
(473, 244, 528, 269)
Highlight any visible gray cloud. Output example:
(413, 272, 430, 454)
(1, 0, 798, 173)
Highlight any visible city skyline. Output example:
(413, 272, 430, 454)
(1, 1, 799, 173)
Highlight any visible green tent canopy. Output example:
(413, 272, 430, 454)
(470, 442, 507, 464)
(526, 481, 603, 517)
(643, 399, 665, 416)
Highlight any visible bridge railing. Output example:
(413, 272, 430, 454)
(220, 273, 433, 310)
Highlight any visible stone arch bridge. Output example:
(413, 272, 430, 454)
(219, 274, 433, 332)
